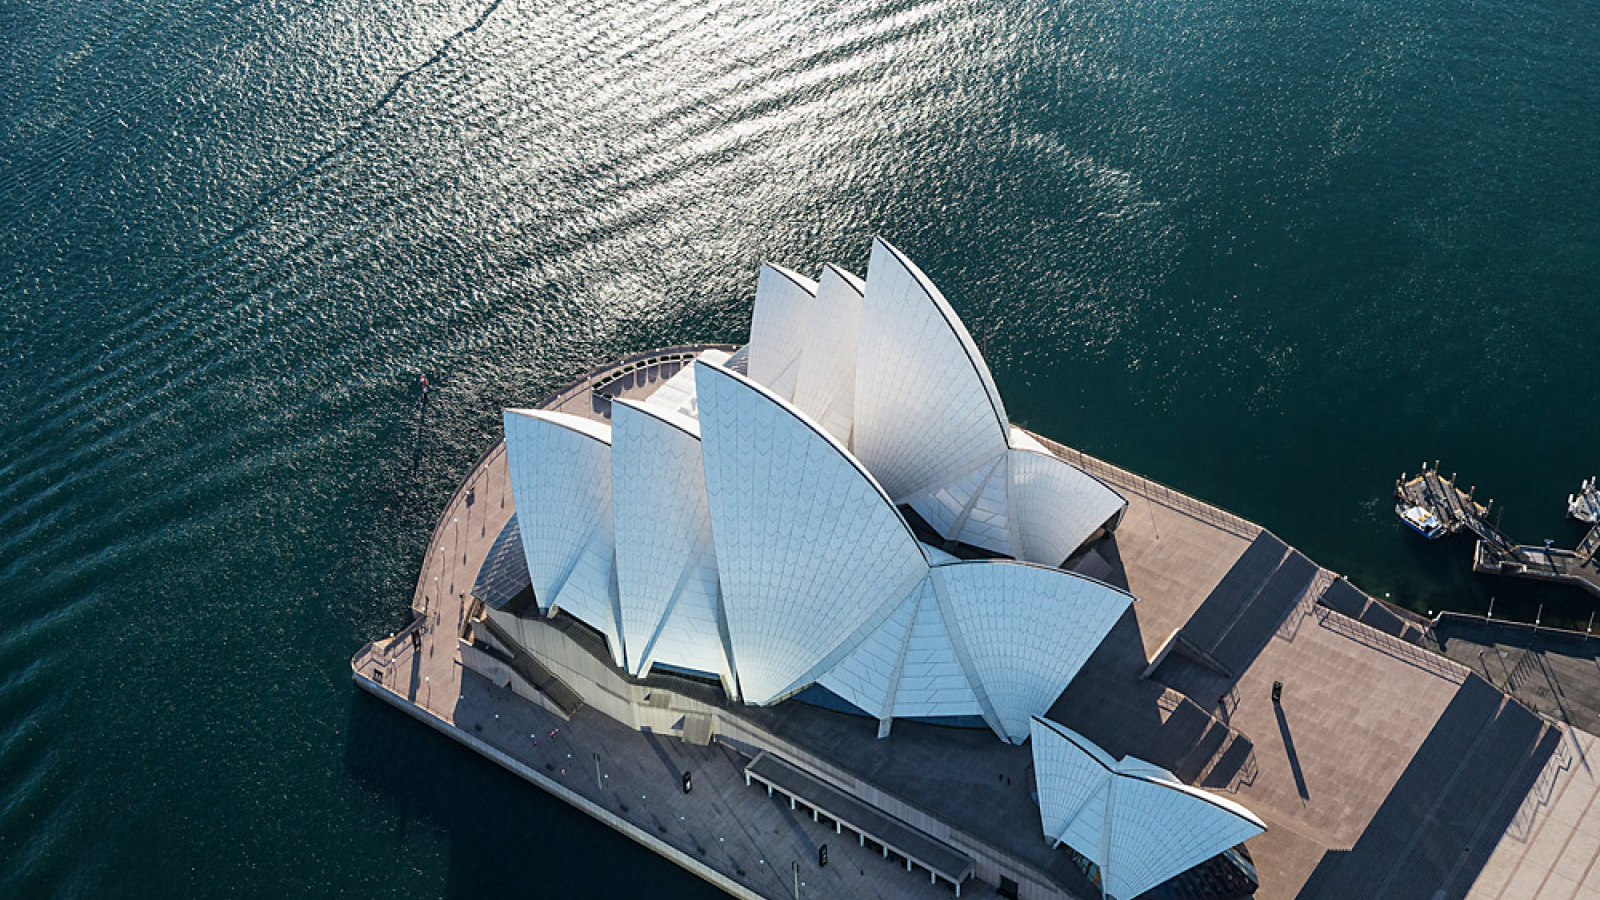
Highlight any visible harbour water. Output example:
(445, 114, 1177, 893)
(1, 0, 1595, 896)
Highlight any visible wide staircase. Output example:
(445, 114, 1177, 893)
(1297, 674, 1561, 900)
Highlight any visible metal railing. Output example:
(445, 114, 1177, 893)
(1024, 431, 1259, 540)
(533, 343, 741, 409)
(410, 439, 506, 615)
(1314, 604, 1469, 681)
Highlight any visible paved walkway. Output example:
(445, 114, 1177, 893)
(1466, 726, 1600, 900)
(1437, 619, 1600, 736)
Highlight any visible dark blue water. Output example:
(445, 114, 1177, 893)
(1, 0, 1595, 895)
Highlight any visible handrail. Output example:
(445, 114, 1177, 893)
(1024, 430, 1259, 540)
(535, 343, 740, 409)
(410, 440, 506, 615)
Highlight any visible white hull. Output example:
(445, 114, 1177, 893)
(1570, 477, 1600, 526)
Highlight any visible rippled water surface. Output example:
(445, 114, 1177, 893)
(1, 0, 1596, 895)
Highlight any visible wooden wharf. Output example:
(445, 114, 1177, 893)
(1396, 462, 1515, 552)
(1400, 462, 1600, 600)
(1473, 540, 1600, 600)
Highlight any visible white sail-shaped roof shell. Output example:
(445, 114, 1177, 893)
(503, 409, 626, 668)
(609, 399, 737, 697)
(933, 562, 1132, 742)
(790, 264, 865, 445)
(1006, 450, 1126, 566)
(1105, 770, 1268, 900)
(849, 238, 1125, 565)
(1030, 717, 1266, 900)
(853, 238, 1011, 505)
(745, 263, 817, 402)
(695, 360, 929, 706)
(1031, 717, 1119, 856)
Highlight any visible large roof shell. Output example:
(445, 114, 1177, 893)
(932, 561, 1133, 743)
(609, 399, 737, 696)
(745, 263, 817, 402)
(502, 408, 626, 668)
(1006, 449, 1127, 566)
(851, 239, 1125, 564)
(790, 264, 865, 446)
(853, 238, 1012, 505)
(1029, 717, 1266, 900)
(695, 360, 929, 706)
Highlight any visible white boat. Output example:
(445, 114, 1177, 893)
(1398, 504, 1446, 539)
(1570, 477, 1600, 525)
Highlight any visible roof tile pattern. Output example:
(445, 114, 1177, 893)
(746, 264, 817, 402)
(818, 584, 921, 717)
(853, 238, 1012, 504)
(790, 265, 865, 445)
(907, 456, 997, 539)
(696, 360, 929, 706)
(934, 562, 1132, 742)
(851, 239, 1125, 563)
(1030, 717, 1266, 900)
(503, 409, 626, 667)
(610, 400, 737, 696)
(1008, 449, 1127, 566)
(892, 579, 984, 718)
(1105, 769, 1266, 900)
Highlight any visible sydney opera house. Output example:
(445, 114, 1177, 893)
(489, 238, 1264, 898)
(357, 237, 1590, 900)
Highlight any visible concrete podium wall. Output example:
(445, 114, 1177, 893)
(473, 606, 1077, 900)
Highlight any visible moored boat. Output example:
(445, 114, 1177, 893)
(1398, 504, 1447, 539)
(1570, 477, 1599, 525)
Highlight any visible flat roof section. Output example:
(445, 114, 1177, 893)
(743, 751, 976, 887)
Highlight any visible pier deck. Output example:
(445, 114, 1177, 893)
(1473, 540, 1600, 600)
(1397, 463, 1513, 549)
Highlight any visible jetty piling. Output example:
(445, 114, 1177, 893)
(1400, 462, 1600, 600)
